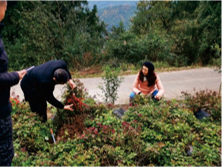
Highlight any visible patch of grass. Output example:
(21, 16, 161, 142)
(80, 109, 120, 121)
(71, 62, 208, 79)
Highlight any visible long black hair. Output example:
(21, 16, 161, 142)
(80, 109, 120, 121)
(138, 61, 157, 86)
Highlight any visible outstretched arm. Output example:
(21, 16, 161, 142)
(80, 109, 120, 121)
(68, 79, 76, 90)
(155, 75, 164, 100)
(0, 72, 19, 87)
(132, 73, 141, 94)
(46, 92, 74, 111)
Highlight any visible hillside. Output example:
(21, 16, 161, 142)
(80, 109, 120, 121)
(88, 0, 139, 9)
(98, 4, 137, 31)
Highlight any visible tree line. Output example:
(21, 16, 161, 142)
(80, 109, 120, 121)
(1, 1, 221, 70)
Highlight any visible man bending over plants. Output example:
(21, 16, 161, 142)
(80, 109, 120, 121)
(21, 60, 76, 122)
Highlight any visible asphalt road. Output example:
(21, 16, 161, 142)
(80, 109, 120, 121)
(11, 67, 221, 104)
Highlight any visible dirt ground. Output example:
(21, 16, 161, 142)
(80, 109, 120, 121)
(77, 66, 103, 75)
(47, 103, 130, 142)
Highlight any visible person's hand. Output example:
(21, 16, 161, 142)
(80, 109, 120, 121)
(17, 69, 27, 79)
(68, 79, 76, 90)
(138, 92, 145, 97)
(64, 104, 74, 111)
(140, 93, 145, 98)
(155, 94, 161, 100)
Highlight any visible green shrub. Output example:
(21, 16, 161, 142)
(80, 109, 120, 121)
(104, 30, 183, 66)
(99, 65, 124, 104)
(12, 103, 52, 153)
(181, 89, 221, 121)
(11, 88, 221, 166)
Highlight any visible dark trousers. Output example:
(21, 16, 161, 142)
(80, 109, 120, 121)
(28, 98, 47, 122)
(0, 115, 14, 166)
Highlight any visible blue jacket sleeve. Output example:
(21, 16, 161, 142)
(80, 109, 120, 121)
(41, 83, 64, 109)
(46, 92, 64, 109)
(0, 71, 20, 87)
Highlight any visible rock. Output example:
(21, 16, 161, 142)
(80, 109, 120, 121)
(186, 145, 193, 156)
(112, 108, 126, 119)
(194, 108, 210, 120)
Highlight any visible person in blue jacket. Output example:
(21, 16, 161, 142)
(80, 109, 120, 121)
(21, 60, 76, 122)
(0, 1, 27, 165)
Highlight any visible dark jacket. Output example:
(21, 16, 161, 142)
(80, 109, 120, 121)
(0, 34, 20, 118)
(20, 60, 71, 109)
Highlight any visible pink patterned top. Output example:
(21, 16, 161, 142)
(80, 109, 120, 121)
(132, 72, 164, 97)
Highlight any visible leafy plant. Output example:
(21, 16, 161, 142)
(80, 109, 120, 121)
(11, 88, 221, 166)
(99, 65, 124, 104)
(181, 89, 221, 121)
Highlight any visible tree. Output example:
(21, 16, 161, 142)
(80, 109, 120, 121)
(3, 1, 107, 70)
(130, 0, 221, 66)
(130, 1, 175, 34)
(110, 20, 126, 39)
(196, 1, 221, 65)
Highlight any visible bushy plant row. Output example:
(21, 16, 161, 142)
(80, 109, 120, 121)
(11, 83, 221, 166)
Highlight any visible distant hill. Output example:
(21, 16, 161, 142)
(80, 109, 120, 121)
(88, 1, 138, 10)
(98, 4, 137, 31)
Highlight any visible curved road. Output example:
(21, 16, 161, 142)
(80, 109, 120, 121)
(11, 67, 221, 104)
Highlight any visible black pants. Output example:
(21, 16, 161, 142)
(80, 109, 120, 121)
(0, 115, 14, 166)
(28, 98, 47, 122)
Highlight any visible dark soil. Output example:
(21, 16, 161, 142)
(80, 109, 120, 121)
(53, 103, 131, 142)
(56, 113, 87, 142)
